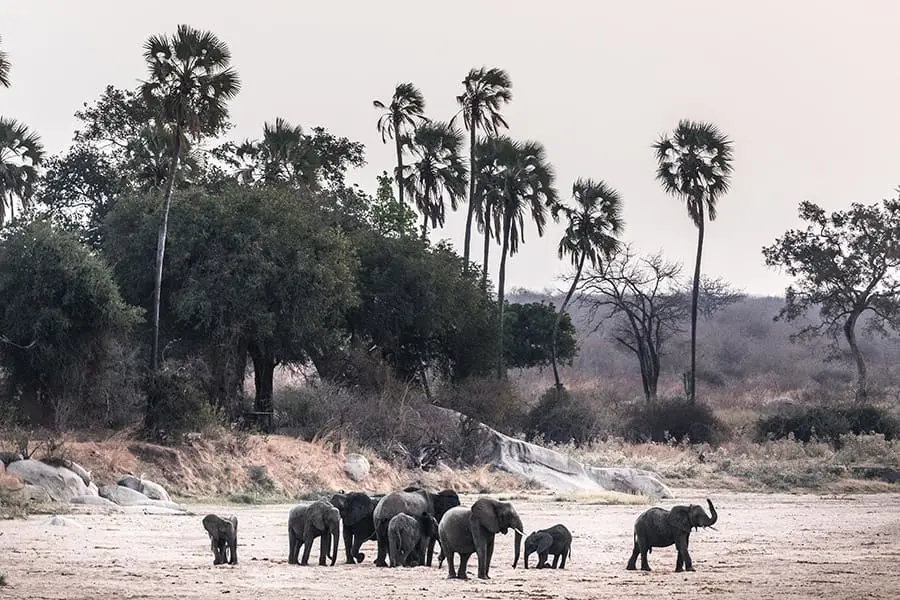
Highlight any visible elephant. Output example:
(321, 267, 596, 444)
(626, 498, 718, 572)
(524, 524, 572, 569)
(287, 500, 340, 566)
(388, 512, 439, 567)
(373, 487, 460, 567)
(330, 491, 385, 564)
(202, 514, 238, 565)
(438, 497, 523, 580)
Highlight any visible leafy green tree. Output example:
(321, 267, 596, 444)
(105, 186, 358, 428)
(373, 83, 427, 208)
(0, 220, 140, 429)
(401, 121, 468, 239)
(763, 198, 900, 402)
(504, 302, 577, 370)
(0, 35, 10, 88)
(141, 25, 240, 372)
(0, 117, 44, 224)
(552, 179, 624, 389)
(453, 67, 512, 272)
(654, 119, 734, 402)
(368, 171, 417, 238)
(479, 136, 558, 378)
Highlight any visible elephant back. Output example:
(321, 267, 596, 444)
(374, 489, 431, 524)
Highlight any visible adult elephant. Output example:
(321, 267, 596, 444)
(438, 497, 523, 580)
(626, 498, 718, 572)
(287, 500, 340, 566)
(373, 487, 460, 567)
(330, 492, 384, 564)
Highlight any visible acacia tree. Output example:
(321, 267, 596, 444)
(579, 246, 686, 402)
(654, 120, 734, 402)
(402, 121, 468, 239)
(374, 83, 427, 208)
(481, 136, 558, 378)
(454, 67, 512, 272)
(141, 25, 240, 372)
(552, 179, 624, 389)
(763, 198, 900, 402)
(0, 117, 44, 224)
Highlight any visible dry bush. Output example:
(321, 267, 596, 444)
(435, 377, 527, 435)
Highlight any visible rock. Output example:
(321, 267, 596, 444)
(117, 474, 142, 491)
(430, 406, 674, 499)
(65, 461, 92, 486)
(344, 454, 371, 482)
(22, 484, 52, 503)
(99, 484, 187, 512)
(44, 515, 83, 528)
(70, 495, 121, 509)
(7, 459, 89, 502)
(139, 479, 171, 502)
(86, 481, 99, 496)
(0, 451, 23, 465)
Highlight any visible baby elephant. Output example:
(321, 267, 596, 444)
(202, 514, 238, 565)
(524, 524, 572, 569)
(388, 512, 439, 567)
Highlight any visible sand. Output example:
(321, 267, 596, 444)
(1, 489, 898, 599)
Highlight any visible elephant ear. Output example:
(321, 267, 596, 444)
(330, 493, 347, 512)
(535, 532, 553, 554)
(666, 506, 693, 532)
(312, 505, 327, 530)
(470, 498, 501, 534)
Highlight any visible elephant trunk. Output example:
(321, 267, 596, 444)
(511, 516, 523, 568)
(703, 499, 718, 527)
(330, 528, 339, 566)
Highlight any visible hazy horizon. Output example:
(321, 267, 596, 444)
(3, 1, 899, 297)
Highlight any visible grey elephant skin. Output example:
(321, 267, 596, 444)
(202, 514, 238, 565)
(330, 492, 384, 564)
(438, 497, 523, 580)
(388, 512, 439, 567)
(288, 500, 340, 566)
(373, 488, 460, 567)
(627, 498, 718, 572)
(524, 523, 572, 569)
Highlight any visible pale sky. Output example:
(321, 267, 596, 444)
(3, 1, 899, 296)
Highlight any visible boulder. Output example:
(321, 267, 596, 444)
(65, 461, 92, 486)
(44, 515, 83, 528)
(86, 481, 99, 496)
(99, 484, 187, 512)
(0, 451, 23, 466)
(117, 474, 142, 491)
(70, 495, 121, 509)
(7, 459, 89, 502)
(430, 406, 673, 499)
(139, 479, 171, 502)
(344, 454, 371, 482)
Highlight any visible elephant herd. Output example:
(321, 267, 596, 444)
(202, 485, 719, 579)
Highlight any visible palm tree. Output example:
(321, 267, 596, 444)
(236, 117, 316, 187)
(402, 121, 468, 239)
(482, 136, 558, 378)
(551, 179, 624, 389)
(142, 24, 240, 372)
(0, 117, 44, 224)
(654, 119, 734, 402)
(472, 138, 503, 289)
(453, 67, 512, 272)
(373, 84, 427, 208)
(0, 35, 10, 88)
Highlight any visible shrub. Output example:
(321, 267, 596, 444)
(435, 377, 527, 435)
(625, 399, 727, 445)
(756, 405, 899, 447)
(143, 357, 219, 443)
(526, 387, 600, 446)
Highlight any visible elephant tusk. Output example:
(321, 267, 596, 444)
(707, 525, 719, 532)
(511, 527, 524, 536)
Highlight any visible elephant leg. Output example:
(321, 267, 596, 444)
(351, 532, 367, 563)
(678, 537, 694, 571)
(319, 533, 328, 566)
(445, 551, 457, 579)
(374, 523, 389, 567)
(559, 549, 568, 569)
(343, 529, 356, 564)
(482, 535, 494, 579)
(626, 540, 639, 570)
(426, 536, 437, 567)
(537, 551, 548, 569)
(288, 531, 298, 565)
(228, 535, 238, 565)
(301, 535, 313, 566)
(457, 552, 472, 580)
(550, 552, 559, 568)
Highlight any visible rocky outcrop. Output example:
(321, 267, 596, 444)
(117, 474, 172, 501)
(98, 484, 187, 512)
(344, 454, 370, 482)
(6, 459, 94, 502)
(432, 407, 673, 498)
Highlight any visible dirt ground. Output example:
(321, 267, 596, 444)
(1, 489, 898, 600)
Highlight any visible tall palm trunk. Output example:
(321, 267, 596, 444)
(496, 214, 511, 379)
(394, 115, 405, 207)
(687, 201, 704, 403)
(481, 223, 491, 289)
(150, 131, 182, 373)
(462, 125, 477, 271)
(552, 251, 585, 389)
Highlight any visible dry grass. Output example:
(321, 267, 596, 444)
(549, 490, 651, 505)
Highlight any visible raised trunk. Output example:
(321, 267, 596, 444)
(688, 203, 705, 403)
(552, 252, 585, 390)
(481, 222, 491, 290)
(150, 132, 182, 373)
(844, 310, 867, 402)
(496, 215, 511, 379)
(703, 499, 718, 526)
(394, 115, 405, 207)
(462, 125, 477, 271)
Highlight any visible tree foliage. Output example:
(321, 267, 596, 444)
(503, 302, 577, 370)
(0, 117, 45, 224)
(763, 198, 900, 401)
